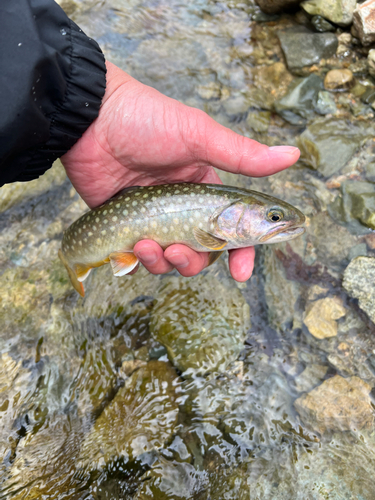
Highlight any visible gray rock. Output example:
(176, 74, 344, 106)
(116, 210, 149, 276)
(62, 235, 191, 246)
(328, 180, 375, 234)
(353, 0, 375, 46)
(255, 0, 302, 14)
(315, 90, 337, 114)
(150, 276, 250, 376)
(274, 74, 323, 125)
(311, 15, 335, 32)
(343, 256, 375, 324)
(301, 0, 357, 26)
(77, 361, 180, 470)
(364, 161, 375, 181)
(297, 117, 374, 177)
(278, 28, 338, 72)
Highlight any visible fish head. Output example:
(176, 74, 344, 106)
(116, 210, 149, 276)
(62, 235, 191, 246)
(214, 193, 305, 246)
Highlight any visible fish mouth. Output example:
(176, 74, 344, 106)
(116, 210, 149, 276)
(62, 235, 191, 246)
(260, 225, 305, 243)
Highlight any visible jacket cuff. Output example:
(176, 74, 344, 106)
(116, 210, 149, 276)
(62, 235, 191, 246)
(16, 20, 106, 182)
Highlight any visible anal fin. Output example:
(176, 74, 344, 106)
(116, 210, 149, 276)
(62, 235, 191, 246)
(58, 249, 85, 297)
(193, 227, 227, 250)
(207, 250, 224, 267)
(109, 251, 139, 276)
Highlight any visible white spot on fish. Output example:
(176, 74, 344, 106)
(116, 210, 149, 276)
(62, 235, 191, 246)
(79, 241, 82, 246)
(132, 201, 138, 206)
(123, 209, 128, 216)
(151, 221, 157, 228)
(143, 194, 148, 198)
(134, 230, 140, 236)
(190, 193, 196, 197)
(125, 197, 130, 201)
(83, 238, 87, 242)
(96, 238, 101, 244)
(199, 197, 204, 203)
(83, 225, 86, 229)
(95, 217, 100, 222)
(198, 222, 203, 228)
(173, 218, 179, 225)
(103, 219, 108, 224)
(78, 228, 82, 233)
(103, 210, 107, 215)
(101, 230, 107, 235)
(135, 192, 141, 196)
(123, 227, 130, 233)
(110, 226, 115, 232)
(141, 207, 146, 213)
(162, 227, 168, 233)
(148, 186, 154, 190)
(189, 217, 194, 223)
(184, 224, 189, 231)
(88, 232, 93, 236)
(183, 187, 189, 191)
(109, 201, 113, 205)
(116, 203, 120, 208)
(92, 226, 97, 231)
(157, 190, 162, 194)
(112, 216, 118, 221)
(109, 209, 113, 213)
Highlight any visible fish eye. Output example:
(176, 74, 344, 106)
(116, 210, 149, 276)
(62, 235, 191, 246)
(267, 209, 284, 223)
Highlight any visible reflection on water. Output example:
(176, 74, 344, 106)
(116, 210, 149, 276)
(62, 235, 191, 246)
(1, 0, 375, 498)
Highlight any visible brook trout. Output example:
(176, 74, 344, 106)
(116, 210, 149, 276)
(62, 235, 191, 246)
(59, 183, 305, 296)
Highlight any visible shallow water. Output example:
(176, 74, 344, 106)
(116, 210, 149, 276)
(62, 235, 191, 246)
(1, 0, 375, 498)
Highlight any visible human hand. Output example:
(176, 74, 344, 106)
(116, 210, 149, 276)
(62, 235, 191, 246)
(61, 61, 300, 282)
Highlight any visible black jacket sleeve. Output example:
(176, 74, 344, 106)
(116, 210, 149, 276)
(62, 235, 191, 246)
(0, 0, 106, 185)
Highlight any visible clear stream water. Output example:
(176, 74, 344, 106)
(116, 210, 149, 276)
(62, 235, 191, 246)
(0, 0, 375, 498)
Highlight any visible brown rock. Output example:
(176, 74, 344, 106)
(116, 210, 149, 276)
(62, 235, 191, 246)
(353, 0, 375, 46)
(295, 375, 374, 434)
(324, 69, 354, 91)
(255, 0, 302, 15)
(304, 297, 346, 339)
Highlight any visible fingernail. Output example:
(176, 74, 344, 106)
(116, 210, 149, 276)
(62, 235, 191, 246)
(137, 249, 158, 265)
(269, 146, 299, 154)
(167, 253, 189, 268)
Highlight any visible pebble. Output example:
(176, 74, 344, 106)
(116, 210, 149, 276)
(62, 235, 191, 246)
(368, 49, 375, 79)
(304, 297, 346, 339)
(324, 69, 354, 91)
(353, 0, 375, 46)
(294, 375, 374, 434)
(311, 15, 335, 32)
(343, 256, 375, 324)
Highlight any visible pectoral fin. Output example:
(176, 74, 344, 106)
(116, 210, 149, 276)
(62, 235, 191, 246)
(207, 251, 224, 267)
(109, 251, 139, 276)
(193, 227, 227, 250)
(58, 249, 85, 297)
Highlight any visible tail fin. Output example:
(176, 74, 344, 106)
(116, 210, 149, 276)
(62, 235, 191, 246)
(58, 249, 85, 297)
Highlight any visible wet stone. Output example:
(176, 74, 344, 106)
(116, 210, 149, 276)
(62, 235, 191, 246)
(277, 28, 338, 72)
(311, 15, 335, 32)
(150, 276, 250, 376)
(294, 375, 373, 434)
(274, 74, 323, 125)
(364, 161, 375, 182)
(315, 90, 337, 114)
(368, 49, 375, 79)
(324, 69, 355, 92)
(255, 0, 302, 15)
(301, 0, 357, 26)
(77, 361, 180, 471)
(246, 110, 271, 132)
(297, 117, 374, 177)
(329, 180, 375, 233)
(304, 297, 346, 339)
(353, 0, 375, 46)
(343, 256, 375, 324)
(294, 363, 328, 392)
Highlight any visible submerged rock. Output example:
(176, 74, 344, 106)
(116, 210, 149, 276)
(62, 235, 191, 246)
(329, 180, 375, 233)
(297, 117, 374, 177)
(304, 297, 346, 339)
(311, 15, 335, 32)
(78, 361, 179, 470)
(274, 74, 323, 125)
(246, 110, 271, 132)
(294, 375, 373, 433)
(150, 276, 250, 376)
(278, 28, 338, 72)
(353, 0, 375, 46)
(315, 90, 337, 114)
(343, 256, 375, 324)
(255, 0, 302, 15)
(301, 0, 357, 26)
(324, 69, 354, 91)
(294, 364, 328, 392)
(368, 49, 375, 79)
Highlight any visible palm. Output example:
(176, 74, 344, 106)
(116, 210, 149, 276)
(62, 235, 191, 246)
(62, 62, 299, 281)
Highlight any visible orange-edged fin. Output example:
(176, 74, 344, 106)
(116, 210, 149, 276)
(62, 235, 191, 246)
(74, 263, 93, 282)
(58, 249, 85, 297)
(207, 250, 224, 267)
(193, 227, 228, 250)
(109, 251, 139, 277)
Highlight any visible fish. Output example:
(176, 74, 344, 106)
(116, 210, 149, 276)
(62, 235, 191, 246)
(58, 183, 305, 296)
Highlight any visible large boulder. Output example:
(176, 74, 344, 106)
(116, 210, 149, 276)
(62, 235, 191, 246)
(301, 0, 357, 26)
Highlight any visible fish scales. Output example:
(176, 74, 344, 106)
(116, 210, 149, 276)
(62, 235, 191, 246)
(59, 183, 305, 296)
